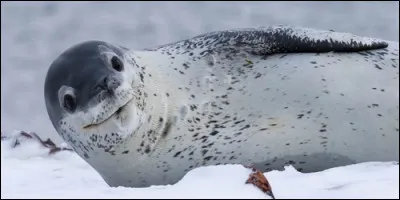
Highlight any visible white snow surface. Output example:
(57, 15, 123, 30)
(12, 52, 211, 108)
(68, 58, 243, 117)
(1, 132, 398, 199)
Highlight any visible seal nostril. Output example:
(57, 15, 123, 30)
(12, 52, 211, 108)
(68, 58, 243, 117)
(95, 76, 121, 95)
(103, 76, 108, 87)
(94, 76, 112, 94)
(116, 107, 122, 115)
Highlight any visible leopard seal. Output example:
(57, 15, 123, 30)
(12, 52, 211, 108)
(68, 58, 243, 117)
(44, 25, 399, 188)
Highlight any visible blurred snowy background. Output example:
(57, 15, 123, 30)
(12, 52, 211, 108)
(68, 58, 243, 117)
(1, 1, 399, 144)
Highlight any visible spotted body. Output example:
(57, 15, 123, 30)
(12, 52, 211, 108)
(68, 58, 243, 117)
(44, 25, 399, 188)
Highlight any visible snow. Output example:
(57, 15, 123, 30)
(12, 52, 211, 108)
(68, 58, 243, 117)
(1, 132, 398, 199)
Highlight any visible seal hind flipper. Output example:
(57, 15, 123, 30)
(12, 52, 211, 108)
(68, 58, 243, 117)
(146, 25, 388, 56)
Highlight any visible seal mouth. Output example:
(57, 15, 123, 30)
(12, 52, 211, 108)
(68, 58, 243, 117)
(83, 99, 133, 130)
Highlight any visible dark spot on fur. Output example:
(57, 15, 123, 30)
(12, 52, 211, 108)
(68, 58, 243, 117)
(221, 101, 230, 105)
(234, 120, 245, 125)
(210, 131, 219, 136)
(374, 64, 382, 70)
(162, 121, 172, 138)
(145, 145, 151, 154)
(139, 73, 144, 82)
(287, 160, 296, 165)
(122, 150, 129, 154)
(200, 135, 208, 140)
(183, 63, 190, 69)
(173, 151, 182, 157)
(234, 132, 242, 136)
(204, 156, 213, 161)
(239, 124, 250, 130)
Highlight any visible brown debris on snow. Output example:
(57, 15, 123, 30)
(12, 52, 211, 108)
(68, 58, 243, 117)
(244, 165, 275, 199)
(1, 130, 73, 155)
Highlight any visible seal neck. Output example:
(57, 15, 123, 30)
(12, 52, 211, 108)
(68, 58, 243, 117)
(124, 51, 173, 158)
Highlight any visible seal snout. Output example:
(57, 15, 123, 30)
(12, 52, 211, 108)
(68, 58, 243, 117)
(95, 75, 121, 95)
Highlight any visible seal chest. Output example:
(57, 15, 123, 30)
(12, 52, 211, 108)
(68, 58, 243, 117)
(44, 25, 399, 188)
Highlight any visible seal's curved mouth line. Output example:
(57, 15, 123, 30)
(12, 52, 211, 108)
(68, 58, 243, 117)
(83, 99, 133, 130)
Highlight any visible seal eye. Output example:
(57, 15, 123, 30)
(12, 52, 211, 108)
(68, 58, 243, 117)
(63, 94, 76, 112)
(111, 56, 123, 72)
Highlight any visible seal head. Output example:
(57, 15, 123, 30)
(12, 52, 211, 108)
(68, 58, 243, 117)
(44, 41, 143, 152)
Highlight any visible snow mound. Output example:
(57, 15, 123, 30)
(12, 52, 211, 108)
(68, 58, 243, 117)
(1, 131, 398, 199)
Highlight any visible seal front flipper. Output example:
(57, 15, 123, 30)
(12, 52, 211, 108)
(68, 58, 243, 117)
(145, 25, 388, 56)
